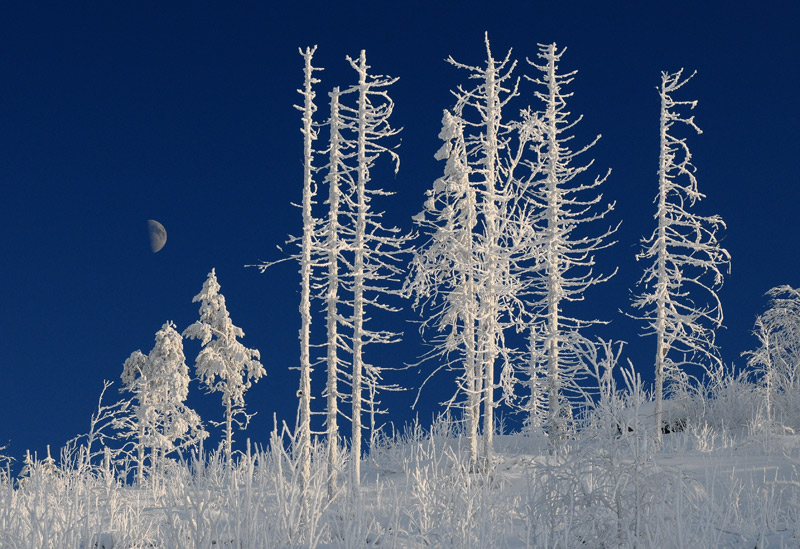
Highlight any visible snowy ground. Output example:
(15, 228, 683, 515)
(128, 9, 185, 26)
(2, 414, 799, 548)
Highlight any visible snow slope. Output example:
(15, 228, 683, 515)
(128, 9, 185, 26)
(2, 414, 799, 548)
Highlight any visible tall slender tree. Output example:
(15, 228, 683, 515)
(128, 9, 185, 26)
(183, 268, 264, 465)
(295, 46, 322, 489)
(455, 36, 537, 466)
(408, 109, 483, 469)
(632, 69, 730, 443)
(408, 35, 539, 468)
(340, 50, 407, 489)
(254, 47, 322, 488)
(318, 85, 354, 499)
(523, 43, 617, 445)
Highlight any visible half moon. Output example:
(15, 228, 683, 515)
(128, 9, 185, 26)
(147, 219, 167, 253)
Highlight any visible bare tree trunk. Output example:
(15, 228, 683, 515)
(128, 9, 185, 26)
(547, 293, 561, 445)
(137, 424, 145, 485)
(654, 74, 670, 447)
(464, 289, 479, 471)
(225, 394, 233, 465)
(479, 37, 500, 467)
(325, 87, 343, 501)
(297, 46, 318, 492)
(351, 50, 369, 492)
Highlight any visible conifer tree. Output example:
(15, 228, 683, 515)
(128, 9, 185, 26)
(408, 35, 539, 468)
(183, 268, 264, 464)
(408, 109, 484, 470)
(121, 321, 206, 484)
(746, 286, 800, 427)
(294, 45, 322, 491)
(523, 43, 617, 445)
(340, 50, 407, 489)
(319, 85, 352, 498)
(632, 69, 730, 443)
(256, 47, 323, 491)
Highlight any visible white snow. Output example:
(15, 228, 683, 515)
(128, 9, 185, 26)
(4, 406, 800, 547)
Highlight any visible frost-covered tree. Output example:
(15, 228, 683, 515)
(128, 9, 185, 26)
(294, 45, 322, 490)
(408, 109, 483, 469)
(409, 39, 616, 459)
(746, 286, 800, 427)
(183, 268, 264, 464)
(523, 43, 617, 445)
(632, 69, 730, 443)
(260, 48, 405, 495)
(255, 47, 323, 491)
(318, 85, 353, 498)
(458, 41, 516, 464)
(408, 36, 539, 468)
(120, 321, 206, 484)
(339, 50, 407, 488)
(66, 380, 130, 477)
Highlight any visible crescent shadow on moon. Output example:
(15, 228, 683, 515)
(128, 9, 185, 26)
(147, 219, 167, 253)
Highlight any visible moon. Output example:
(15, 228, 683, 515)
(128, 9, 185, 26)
(147, 219, 167, 253)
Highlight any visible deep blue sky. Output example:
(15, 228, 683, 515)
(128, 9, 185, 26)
(1, 2, 798, 466)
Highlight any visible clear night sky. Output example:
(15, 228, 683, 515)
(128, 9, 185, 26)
(1, 2, 798, 466)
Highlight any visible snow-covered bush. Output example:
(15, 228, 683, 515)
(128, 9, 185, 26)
(746, 285, 800, 432)
(526, 444, 725, 547)
(693, 363, 763, 434)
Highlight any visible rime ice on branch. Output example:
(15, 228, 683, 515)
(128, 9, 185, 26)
(120, 321, 207, 484)
(745, 286, 800, 427)
(408, 35, 544, 468)
(340, 50, 409, 490)
(183, 268, 264, 465)
(408, 37, 617, 463)
(294, 45, 322, 493)
(522, 43, 617, 446)
(632, 69, 730, 442)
